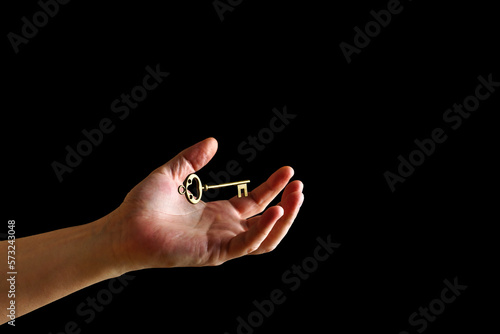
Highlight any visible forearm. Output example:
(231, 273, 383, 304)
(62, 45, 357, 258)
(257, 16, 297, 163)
(1, 214, 125, 324)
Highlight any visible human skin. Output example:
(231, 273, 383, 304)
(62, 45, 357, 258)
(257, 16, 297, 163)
(1, 137, 304, 323)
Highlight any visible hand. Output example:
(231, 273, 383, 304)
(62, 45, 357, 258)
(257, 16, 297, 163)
(107, 138, 304, 270)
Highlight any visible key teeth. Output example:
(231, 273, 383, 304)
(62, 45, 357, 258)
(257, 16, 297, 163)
(237, 184, 248, 198)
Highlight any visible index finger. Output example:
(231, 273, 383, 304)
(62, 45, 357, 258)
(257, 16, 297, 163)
(230, 166, 294, 218)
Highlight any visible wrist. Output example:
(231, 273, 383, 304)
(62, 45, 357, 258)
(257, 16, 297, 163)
(92, 211, 132, 277)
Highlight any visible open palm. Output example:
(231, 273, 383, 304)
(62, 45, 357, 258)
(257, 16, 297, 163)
(110, 138, 304, 270)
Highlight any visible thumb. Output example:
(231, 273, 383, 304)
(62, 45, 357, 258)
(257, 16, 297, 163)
(160, 137, 218, 178)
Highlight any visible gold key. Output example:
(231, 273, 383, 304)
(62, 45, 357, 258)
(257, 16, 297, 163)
(178, 173, 250, 204)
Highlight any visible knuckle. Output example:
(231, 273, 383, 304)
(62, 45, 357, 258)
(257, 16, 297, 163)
(246, 246, 258, 254)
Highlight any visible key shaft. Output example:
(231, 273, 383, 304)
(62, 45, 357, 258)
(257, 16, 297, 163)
(203, 180, 250, 191)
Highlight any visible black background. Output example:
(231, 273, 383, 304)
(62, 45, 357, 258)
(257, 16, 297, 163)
(2, 0, 498, 333)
